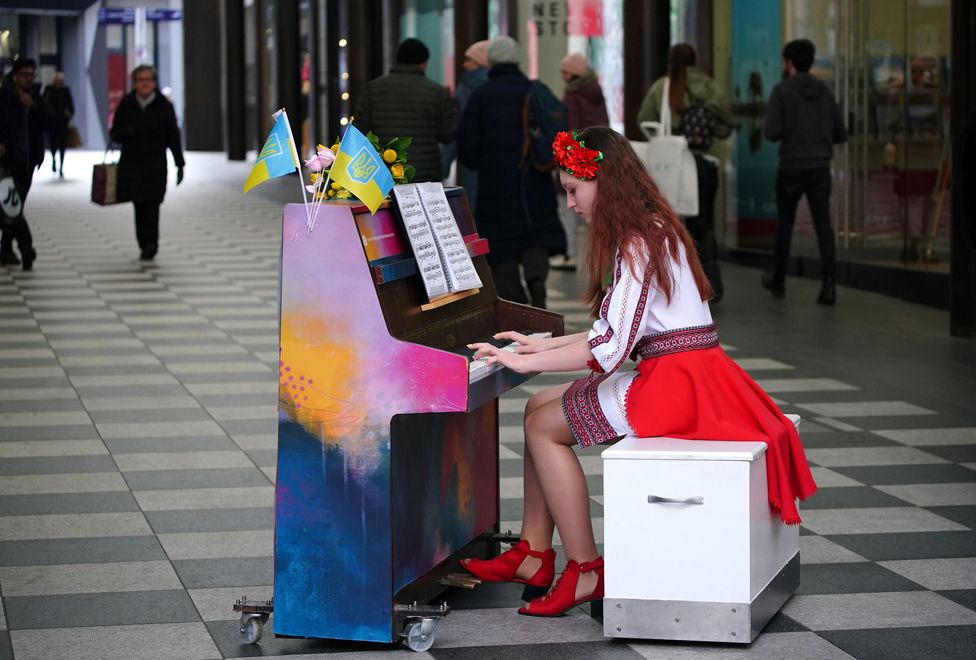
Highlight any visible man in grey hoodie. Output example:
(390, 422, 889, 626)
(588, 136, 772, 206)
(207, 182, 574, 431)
(762, 39, 847, 305)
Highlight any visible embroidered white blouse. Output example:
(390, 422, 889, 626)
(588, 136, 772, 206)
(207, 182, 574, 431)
(586, 241, 713, 435)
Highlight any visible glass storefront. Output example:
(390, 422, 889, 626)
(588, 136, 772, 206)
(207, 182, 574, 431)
(724, 0, 951, 274)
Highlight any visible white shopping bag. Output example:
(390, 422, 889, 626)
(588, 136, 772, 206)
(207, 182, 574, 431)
(638, 78, 698, 217)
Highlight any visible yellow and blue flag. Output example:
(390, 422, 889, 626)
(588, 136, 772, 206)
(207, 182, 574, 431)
(244, 110, 300, 193)
(330, 124, 394, 214)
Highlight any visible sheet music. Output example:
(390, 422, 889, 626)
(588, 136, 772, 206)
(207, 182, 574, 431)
(393, 185, 449, 299)
(417, 183, 483, 293)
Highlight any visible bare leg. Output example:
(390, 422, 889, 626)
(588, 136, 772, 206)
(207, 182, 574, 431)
(497, 383, 568, 580)
(524, 397, 600, 601)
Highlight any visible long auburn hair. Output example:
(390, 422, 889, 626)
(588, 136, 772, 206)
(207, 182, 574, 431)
(667, 43, 697, 112)
(576, 126, 712, 316)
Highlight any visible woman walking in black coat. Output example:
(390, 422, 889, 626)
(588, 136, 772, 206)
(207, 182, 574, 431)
(458, 37, 566, 309)
(109, 65, 185, 260)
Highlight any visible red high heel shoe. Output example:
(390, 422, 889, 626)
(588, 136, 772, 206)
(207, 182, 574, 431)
(518, 556, 604, 617)
(460, 539, 556, 600)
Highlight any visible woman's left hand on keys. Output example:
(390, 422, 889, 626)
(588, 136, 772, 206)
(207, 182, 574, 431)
(467, 342, 533, 373)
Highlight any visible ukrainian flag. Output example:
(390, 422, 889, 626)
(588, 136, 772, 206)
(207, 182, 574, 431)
(330, 124, 394, 214)
(244, 111, 300, 193)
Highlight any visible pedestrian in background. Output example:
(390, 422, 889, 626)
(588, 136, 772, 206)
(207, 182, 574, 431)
(638, 43, 733, 303)
(560, 52, 608, 130)
(762, 38, 847, 305)
(554, 52, 609, 271)
(453, 39, 491, 213)
(43, 71, 74, 178)
(458, 36, 566, 309)
(0, 58, 51, 270)
(355, 38, 458, 184)
(109, 64, 185, 261)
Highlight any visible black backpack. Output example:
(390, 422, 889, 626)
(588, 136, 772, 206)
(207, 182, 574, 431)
(522, 81, 569, 172)
(676, 94, 733, 151)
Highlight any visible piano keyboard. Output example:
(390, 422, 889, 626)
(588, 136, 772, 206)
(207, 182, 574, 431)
(468, 332, 552, 383)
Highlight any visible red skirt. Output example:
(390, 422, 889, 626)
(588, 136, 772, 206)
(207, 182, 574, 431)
(624, 345, 818, 525)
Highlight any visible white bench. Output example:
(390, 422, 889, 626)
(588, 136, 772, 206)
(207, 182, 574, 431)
(601, 414, 802, 644)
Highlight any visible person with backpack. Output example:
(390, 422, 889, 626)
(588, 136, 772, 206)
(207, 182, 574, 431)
(638, 43, 733, 302)
(458, 36, 566, 309)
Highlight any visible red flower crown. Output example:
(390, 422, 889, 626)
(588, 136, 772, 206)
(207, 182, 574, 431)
(552, 131, 603, 180)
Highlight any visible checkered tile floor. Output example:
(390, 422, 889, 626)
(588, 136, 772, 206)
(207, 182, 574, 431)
(1, 152, 974, 659)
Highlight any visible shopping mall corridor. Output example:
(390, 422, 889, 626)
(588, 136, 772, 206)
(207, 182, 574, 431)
(1, 151, 974, 660)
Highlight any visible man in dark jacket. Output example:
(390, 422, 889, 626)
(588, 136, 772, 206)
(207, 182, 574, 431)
(109, 64, 185, 261)
(762, 38, 847, 305)
(458, 36, 566, 309)
(355, 38, 458, 184)
(0, 58, 51, 270)
(43, 71, 75, 177)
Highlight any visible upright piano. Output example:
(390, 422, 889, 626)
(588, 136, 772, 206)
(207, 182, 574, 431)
(273, 190, 564, 643)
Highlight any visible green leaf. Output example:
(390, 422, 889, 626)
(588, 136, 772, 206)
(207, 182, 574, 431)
(403, 164, 416, 183)
(385, 136, 412, 154)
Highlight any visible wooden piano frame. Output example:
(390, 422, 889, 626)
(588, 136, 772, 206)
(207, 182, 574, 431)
(272, 191, 564, 645)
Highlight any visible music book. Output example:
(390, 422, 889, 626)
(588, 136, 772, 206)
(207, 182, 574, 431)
(393, 183, 483, 301)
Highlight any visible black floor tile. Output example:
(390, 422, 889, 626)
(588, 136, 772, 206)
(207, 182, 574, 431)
(204, 619, 395, 657)
(0, 631, 11, 660)
(795, 562, 926, 595)
(173, 557, 273, 588)
(500, 497, 603, 522)
(0, 455, 118, 476)
(3, 589, 200, 630)
(820, 625, 976, 660)
(801, 486, 911, 509)
(827, 531, 976, 560)
(761, 610, 809, 633)
(430, 641, 645, 659)
(0, 424, 99, 441)
(0, 536, 166, 566)
(0, 491, 140, 516)
(221, 420, 277, 435)
(938, 590, 976, 613)
(831, 464, 976, 485)
(798, 431, 900, 449)
(103, 435, 238, 454)
(919, 444, 976, 463)
(146, 507, 274, 534)
(441, 581, 530, 610)
(123, 467, 271, 490)
(927, 506, 976, 530)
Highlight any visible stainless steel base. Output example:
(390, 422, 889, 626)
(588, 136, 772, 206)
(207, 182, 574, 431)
(604, 552, 800, 644)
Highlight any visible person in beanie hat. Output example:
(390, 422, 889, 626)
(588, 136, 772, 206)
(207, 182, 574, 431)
(355, 38, 458, 183)
(458, 36, 566, 309)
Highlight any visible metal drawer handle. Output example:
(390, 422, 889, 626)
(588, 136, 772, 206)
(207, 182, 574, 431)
(647, 495, 704, 505)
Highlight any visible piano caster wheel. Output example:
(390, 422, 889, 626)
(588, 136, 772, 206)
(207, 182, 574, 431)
(402, 618, 437, 653)
(239, 613, 267, 644)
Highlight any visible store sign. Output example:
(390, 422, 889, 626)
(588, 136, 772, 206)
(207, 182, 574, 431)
(98, 8, 182, 24)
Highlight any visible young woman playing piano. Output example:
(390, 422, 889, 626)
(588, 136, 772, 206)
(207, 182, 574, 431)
(463, 127, 816, 617)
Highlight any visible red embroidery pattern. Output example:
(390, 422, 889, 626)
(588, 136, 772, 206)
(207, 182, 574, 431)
(632, 324, 719, 360)
(587, 254, 623, 351)
(608, 258, 652, 373)
(562, 372, 618, 448)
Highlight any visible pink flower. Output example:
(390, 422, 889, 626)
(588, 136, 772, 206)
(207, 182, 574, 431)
(316, 146, 336, 166)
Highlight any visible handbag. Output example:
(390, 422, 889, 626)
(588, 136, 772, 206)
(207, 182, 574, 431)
(637, 78, 699, 216)
(0, 160, 24, 231)
(91, 147, 123, 206)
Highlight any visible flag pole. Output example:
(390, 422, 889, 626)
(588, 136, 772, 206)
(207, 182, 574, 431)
(308, 118, 352, 234)
(275, 108, 310, 224)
